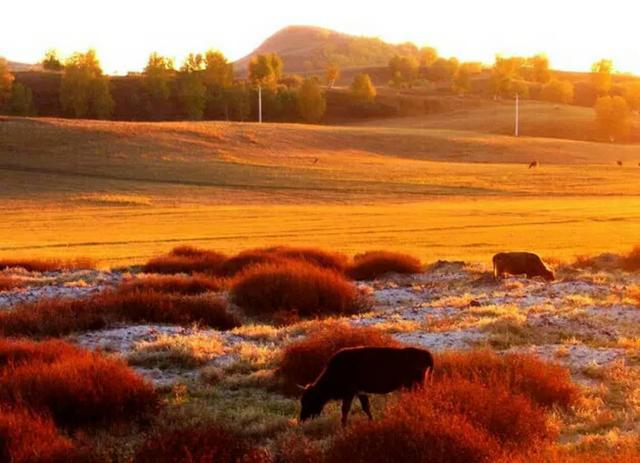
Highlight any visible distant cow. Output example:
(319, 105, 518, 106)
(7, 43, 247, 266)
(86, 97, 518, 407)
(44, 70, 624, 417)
(617, 160, 623, 166)
(528, 160, 539, 169)
(493, 252, 554, 281)
(299, 346, 433, 426)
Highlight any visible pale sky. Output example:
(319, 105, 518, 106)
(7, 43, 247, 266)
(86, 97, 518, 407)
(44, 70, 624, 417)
(2, 0, 639, 75)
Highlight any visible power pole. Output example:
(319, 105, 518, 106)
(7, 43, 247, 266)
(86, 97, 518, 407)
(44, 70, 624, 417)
(258, 85, 262, 124)
(515, 93, 519, 137)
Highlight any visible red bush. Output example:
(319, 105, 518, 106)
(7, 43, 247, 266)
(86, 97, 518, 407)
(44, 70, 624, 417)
(622, 246, 640, 271)
(346, 251, 422, 280)
(0, 340, 158, 429)
(0, 407, 79, 463)
(218, 249, 290, 277)
(134, 423, 268, 463)
(278, 322, 400, 388)
(436, 350, 578, 409)
(0, 290, 239, 338)
(0, 338, 84, 367)
(119, 273, 228, 295)
(231, 262, 367, 320)
(0, 276, 23, 291)
(0, 258, 94, 272)
(143, 246, 227, 274)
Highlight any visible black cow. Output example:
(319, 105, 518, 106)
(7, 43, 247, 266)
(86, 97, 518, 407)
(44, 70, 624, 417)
(493, 251, 554, 281)
(299, 346, 434, 426)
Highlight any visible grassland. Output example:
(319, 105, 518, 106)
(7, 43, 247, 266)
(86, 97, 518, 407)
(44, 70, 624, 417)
(2, 100, 640, 265)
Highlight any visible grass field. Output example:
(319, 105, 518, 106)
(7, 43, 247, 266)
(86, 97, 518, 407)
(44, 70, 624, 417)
(2, 100, 640, 265)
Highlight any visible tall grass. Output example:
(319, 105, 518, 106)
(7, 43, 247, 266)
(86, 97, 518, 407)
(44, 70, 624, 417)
(0, 258, 95, 272)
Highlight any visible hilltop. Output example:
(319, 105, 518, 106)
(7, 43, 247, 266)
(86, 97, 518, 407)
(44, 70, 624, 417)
(3, 58, 41, 72)
(234, 25, 420, 73)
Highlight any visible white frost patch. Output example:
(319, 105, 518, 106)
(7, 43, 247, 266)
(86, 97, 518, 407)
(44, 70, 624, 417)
(71, 324, 191, 354)
(394, 329, 484, 351)
(508, 344, 626, 369)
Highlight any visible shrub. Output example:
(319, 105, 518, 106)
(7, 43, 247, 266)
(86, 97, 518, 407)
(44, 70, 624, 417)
(0, 407, 79, 463)
(278, 323, 400, 388)
(219, 249, 291, 277)
(0, 258, 95, 272)
(0, 276, 23, 291)
(143, 246, 227, 274)
(0, 338, 83, 367)
(231, 262, 367, 319)
(436, 350, 578, 409)
(0, 290, 239, 338)
(621, 246, 640, 272)
(0, 339, 158, 429)
(120, 273, 228, 295)
(346, 251, 422, 280)
(133, 423, 268, 463)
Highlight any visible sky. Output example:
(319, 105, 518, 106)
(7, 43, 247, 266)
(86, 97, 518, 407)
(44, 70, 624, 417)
(2, 0, 639, 75)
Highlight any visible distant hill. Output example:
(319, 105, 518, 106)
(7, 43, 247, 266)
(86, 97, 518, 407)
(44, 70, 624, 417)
(2, 59, 41, 72)
(234, 25, 420, 74)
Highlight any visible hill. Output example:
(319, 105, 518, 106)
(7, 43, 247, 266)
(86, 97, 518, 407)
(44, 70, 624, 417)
(234, 25, 419, 73)
(2, 59, 41, 72)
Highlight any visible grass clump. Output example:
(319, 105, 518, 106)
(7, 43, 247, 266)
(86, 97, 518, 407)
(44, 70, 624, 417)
(0, 276, 23, 291)
(231, 262, 368, 321)
(128, 332, 226, 370)
(0, 258, 94, 272)
(346, 251, 422, 280)
(120, 273, 228, 295)
(143, 246, 227, 275)
(0, 290, 239, 338)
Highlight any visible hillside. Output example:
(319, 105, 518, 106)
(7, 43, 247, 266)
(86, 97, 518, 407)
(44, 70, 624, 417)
(3, 58, 41, 72)
(234, 25, 419, 73)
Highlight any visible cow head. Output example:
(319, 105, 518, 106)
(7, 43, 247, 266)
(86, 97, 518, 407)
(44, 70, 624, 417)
(543, 268, 555, 281)
(299, 384, 325, 422)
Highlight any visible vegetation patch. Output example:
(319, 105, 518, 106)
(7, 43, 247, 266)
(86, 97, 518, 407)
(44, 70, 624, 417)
(143, 246, 227, 275)
(0, 257, 95, 273)
(346, 251, 422, 280)
(0, 276, 23, 291)
(128, 332, 226, 370)
(120, 273, 228, 295)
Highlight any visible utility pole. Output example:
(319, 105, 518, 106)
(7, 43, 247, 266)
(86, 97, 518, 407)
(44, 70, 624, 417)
(258, 85, 262, 124)
(515, 93, 519, 137)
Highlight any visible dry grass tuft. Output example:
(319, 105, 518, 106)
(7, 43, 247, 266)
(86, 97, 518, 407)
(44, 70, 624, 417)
(278, 322, 400, 388)
(120, 273, 228, 295)
(0, 258, 95, 273)
(0, 276, 23, 291)
(128, 332, 226, 370)
(346, 251, 422, 280)
(231, 262, 368, 320)
(143, 246, 227, 275)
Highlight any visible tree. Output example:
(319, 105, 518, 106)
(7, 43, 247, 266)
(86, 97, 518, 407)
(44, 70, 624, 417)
(9, 83, 34, 115)
(42, 49, 64, 71)
(351, 73, 376, 102)
(526, 54, 551, 83)
(143, 52, 175, 117)
(594, 95, 631, 141)
(388, 55, 419, 85)
(452, 65, 471, 95)
(60, 50, 113, 119)
(297, 77, 326, 123)
(177, 54, 206, 120)
(325, 63, 340, 88)
(0, 58, 14, 110)
(424, 57, 459, 82)
(541, 79, 574, 104)
(622, 81, 640, 111)
(490, 55, 525, 98)
(419, 46, 438, 67)
(203, 50, 233, 89)
(591, 59, 613, 96)
(248, 53, 283, 88)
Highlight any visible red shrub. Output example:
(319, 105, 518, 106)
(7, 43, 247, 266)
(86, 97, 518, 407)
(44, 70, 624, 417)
(278, 322, 400, 388)
(0, 258, 95, 272)
(120, 274, 228, 295)
(134, 423, 268, 463)
(143, 247, 227, 275)
(218, 249, 290, 277)
(0, 338, 84, 367)
(231, 262, 367, 320)
(266, 246, 348, 272)
(436, 350, 579, 409)
(346, 251, 422, 280)
(0, 340, 158, 429)
(327, 400, 502, 463)
(271, 433, 324, 463)
(622, 246, 640, 271)
(0, 276, 23, 291)
(0, 290, 239, 338)
(0, 407, 79, 463)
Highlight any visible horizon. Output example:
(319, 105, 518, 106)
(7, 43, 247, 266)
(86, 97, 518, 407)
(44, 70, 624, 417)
(2, 0, 639, 75)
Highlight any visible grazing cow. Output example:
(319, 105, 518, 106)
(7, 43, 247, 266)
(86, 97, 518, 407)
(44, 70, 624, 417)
(528, 160, 539, 169)
(617, 160, 623, 166)
(299, 346, 433, 426)
(493, 252, 554, 281)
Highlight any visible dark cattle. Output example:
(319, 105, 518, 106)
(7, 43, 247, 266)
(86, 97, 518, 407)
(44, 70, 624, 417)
(528, 160, 539, 169)
(299, 346, 433, 426)
(493, 252, 554, 281)
(617, 160, 623, 166)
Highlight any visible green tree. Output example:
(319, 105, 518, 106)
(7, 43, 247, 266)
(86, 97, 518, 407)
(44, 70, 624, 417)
(490, 55, 525, 98)
(325, 62, 340, 88)
(351, 73, 376, 102)
(143, 52, 175, 118)
(42, 49, 64, 71)
(60, 50, 113, 119)
(419, 46, 438, 67)
(591, 59, 613, 96)
(9, 83, 34, 115)
(248, 53, 283, 88)
(389, 55, 419, 85)
(541, 79, 574, 104)
(203, 50, 233, 89)
(594, 95, 631, 141)
(526, 54, 551, 83)
(0, 58, 14, 110)
(181, 53, 204, 73)
(297, 77, 326, 123)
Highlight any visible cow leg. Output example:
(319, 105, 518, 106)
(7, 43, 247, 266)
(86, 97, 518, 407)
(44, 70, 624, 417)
(358, 394, 373, 421)
(341, 395, 354, 426)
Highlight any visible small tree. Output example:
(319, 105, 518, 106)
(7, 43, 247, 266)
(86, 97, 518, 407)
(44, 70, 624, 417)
(526, 54, 551, 83)
(490, 55, 525, 98)
(177, 54, 206, 120)
(419, 46, 438, 67)
(42, 49, 64, 71)
(351, 73, 376, 103)
(623, 81, 640, 111)
(452, 65, 471, 95)
(297, 77, 326, 123)
(325, 63, 340, 88)
(0, 58, 14, 110)
(591, 59, 613, 96)
(249, 53, 283, 88)
(541, 79, 574, 104)
(389, 55, 420, 86)
(424, 57, 459, 83)
(60, 50, 113, 119)
(594, 95, 631, 141)
(203, 50, 233, 89)
(142, 52, 175, 119)
(10, 83, 34, 115)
